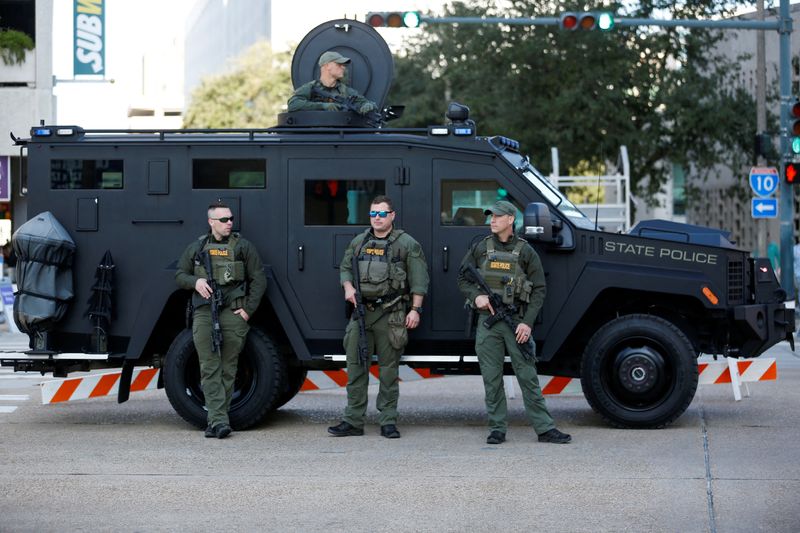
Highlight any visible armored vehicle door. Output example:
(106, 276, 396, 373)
(430, 157, 534, 333)
(286, 155, 403, 335)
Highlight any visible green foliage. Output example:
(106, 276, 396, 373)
(0, 29, 34, 66)
(183, 42, 292, 128)
(387, 0, 759, 200)
(563, 159, 607, 204)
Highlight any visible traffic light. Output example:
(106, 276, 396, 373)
(754, 132, 775, 161)
(790, 99, 800, 156)
(560, 11, 614, 31)
(786, 162, 799, 184)
(366, 11, 421, 28)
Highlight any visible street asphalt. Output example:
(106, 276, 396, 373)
(0, 329, 798, 532)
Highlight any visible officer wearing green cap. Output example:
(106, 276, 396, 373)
(328, 195, 429, 439)
(457, 200, 571, 445)
(287, 50, 378, 115)
(175, 202, 266, 439)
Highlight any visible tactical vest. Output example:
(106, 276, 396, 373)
(355, 229, 408, 301)
(192, 233, 246, 308)
(478, 236, 534, 307)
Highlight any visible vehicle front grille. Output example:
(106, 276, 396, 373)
(728, 259, 744, 304)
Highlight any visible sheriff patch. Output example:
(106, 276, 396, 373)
(364, 248, 385, 256)
(489, 261, 512, 271)
(209, 249, 230, 257)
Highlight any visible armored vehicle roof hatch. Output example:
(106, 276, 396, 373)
(277, 19, 394, 128)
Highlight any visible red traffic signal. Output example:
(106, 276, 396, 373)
(560, 12, 578, 30)
(786, 162, 799, 184)
(792, 99, 800, 136)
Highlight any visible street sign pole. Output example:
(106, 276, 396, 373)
(777, 0, 794, 300)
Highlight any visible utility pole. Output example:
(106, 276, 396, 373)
(778, 0, 795, 300)
(756, 0, 767, 259)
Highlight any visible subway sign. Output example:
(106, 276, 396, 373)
(74, 0, 105, 76)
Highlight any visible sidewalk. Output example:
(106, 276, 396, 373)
(0, 321, 30, 351)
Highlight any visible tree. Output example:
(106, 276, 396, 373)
(387, 0, 759, 200)
(183, 42, 292, 128)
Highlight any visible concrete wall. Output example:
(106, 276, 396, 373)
(0, 0, 54, 156)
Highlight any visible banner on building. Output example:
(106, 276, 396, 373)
(0, 156, 9, 202)
(73, 0, 105, 76)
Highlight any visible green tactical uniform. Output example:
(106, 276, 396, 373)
(175, 232, 266, 428)
(457, 233, 555, 435)
(287, 80, 376, 113)
(339, 228, 429, 429)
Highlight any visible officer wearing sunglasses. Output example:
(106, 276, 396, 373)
(175, 202, 266, 439)
(328, 195, 429, 439)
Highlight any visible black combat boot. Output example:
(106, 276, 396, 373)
(486, 430, 506, 444)
(537, 428, 571, 444)
(214, 423, 232, 439)
(380, 424, 401, 438)
(327, 421, 364, 436)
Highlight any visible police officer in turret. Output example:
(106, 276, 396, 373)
(175, 202, 266, 439)
(457, 200, 571, 445)
(328, 195, 429, 439)
(287, 50, 378, 115)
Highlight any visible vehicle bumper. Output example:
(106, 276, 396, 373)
(732, 302, 795, 357)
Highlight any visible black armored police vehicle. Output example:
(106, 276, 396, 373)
(5, 19, 794, 430)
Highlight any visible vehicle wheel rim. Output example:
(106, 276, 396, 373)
(602, 339, 674, 411)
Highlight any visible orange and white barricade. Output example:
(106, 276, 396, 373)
(39, 358, 777, 404)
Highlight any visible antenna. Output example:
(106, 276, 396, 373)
(594, 172, 601, 231)
(593, 142, 607, 232)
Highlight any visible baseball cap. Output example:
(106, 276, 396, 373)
(318, 50, 351, 67)
(483, 201, 516, 216)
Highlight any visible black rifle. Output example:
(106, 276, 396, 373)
(351, 249, 371, 372)
(310, 86, 383, 127)
(461, 263, 535, 361)
(202, 251, 224, 354)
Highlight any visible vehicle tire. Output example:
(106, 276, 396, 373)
(163, 327, 287, 430)
(272, 366, 308, 410)
(580, 314, 698, 429)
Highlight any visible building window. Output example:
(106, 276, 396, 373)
(50, 159, 123, 189)
(304, 179, 385, 225)
(0, 0, 36, 44)
(193, 159, 266, 189)
(441, 179, 521, 228)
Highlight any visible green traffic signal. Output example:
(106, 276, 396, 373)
(403, 11, 421, 28)
(597, 12, 615, 31)
(793, 137, 800, 155)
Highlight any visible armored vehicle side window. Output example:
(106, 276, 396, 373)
(441, 180, 522, 229)
(50, 159, 123, 189)
(192, 159, 266, 189)
(304, 179, 385, 225)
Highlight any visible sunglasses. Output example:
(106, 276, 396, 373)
(211, 216, 234, 223)
(369, 210, 394, 218)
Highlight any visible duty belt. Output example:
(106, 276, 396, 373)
(362, 293, 402, 311)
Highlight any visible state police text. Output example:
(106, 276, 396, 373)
(604, 241, 718, 265)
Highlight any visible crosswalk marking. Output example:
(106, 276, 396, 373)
(0, 395, 29, 401)
(0, 406, 18, 413)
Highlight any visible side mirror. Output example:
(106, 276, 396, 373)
(523, 202, 562, 245)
